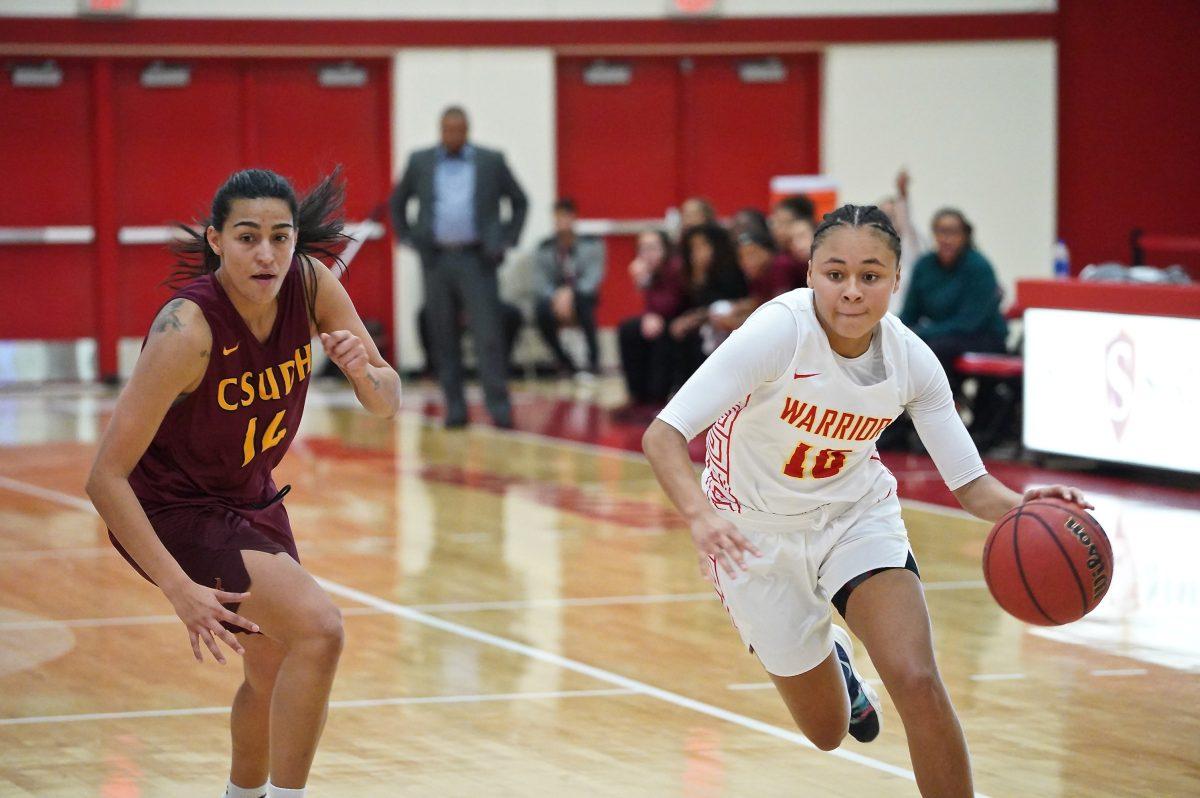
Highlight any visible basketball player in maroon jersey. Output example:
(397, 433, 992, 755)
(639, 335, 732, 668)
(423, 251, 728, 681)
(86, 169, 401, 798)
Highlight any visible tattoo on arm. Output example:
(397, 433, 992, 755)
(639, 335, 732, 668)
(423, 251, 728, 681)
(151, 299, 186, 335)
(368, 371, 382, 391)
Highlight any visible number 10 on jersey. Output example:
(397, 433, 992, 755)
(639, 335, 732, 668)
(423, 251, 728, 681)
(783, 441, 851, 479)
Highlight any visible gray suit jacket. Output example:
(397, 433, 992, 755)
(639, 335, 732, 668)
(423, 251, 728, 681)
(533, 234, 606, 298)
(389, 144, 529, 267)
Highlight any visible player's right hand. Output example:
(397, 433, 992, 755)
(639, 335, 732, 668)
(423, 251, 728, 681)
(163, 581, 260, 664)
(689, 512, 762, 581)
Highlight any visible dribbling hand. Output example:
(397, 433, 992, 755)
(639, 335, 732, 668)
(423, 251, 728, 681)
(164, 580, 260, 664)
(1022, 484, 1093, 510)
(320, 330, 370, 381)
(689, 511, 762, 581)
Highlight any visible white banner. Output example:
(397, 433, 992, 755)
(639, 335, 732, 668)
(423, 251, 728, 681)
(1023, 308, 1200, 474)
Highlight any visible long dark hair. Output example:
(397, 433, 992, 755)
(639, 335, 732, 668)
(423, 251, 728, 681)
(811, 204, 902, 264)
(681, 222, 746, 303)
(169, 167, 351, 324)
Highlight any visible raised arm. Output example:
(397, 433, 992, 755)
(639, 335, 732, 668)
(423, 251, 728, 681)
(86, 299, 260, 662)
(311, 257, 402, 418)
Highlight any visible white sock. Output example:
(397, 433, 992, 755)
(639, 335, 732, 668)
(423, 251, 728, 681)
(224, 782, 267, 798)
(267, 785, 305, 798)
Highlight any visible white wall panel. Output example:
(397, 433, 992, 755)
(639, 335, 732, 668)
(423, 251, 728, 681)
(823, 40, 1057, 297)
(391, 48, 556, 370)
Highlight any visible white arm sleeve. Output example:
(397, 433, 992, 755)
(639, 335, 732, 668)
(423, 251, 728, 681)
(657, 303, 797, 441)
(905, 341, 988, 491)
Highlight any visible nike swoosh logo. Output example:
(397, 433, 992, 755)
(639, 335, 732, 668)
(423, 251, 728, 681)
(793, 372, 820, 379)
(223, 344, 240, 355)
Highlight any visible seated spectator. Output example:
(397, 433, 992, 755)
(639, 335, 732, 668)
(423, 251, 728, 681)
(533, 198, 606, 377)
(769, 195, 815, 243)
(900, 207, 1007, 399)
(417, 302, 523, 378)
(712, 224, 778, 333)
(776, 214, 814, 292)
(669, 222, 748, 388)
(617, 229, 686, 409)
(730, 206, 769, 239)
(678, 196, 717, 239)
(769, 195, 815, 292)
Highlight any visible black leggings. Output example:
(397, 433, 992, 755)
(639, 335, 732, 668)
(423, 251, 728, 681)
(832, 551, 920, 619)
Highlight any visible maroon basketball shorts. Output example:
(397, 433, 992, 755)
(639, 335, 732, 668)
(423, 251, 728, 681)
(109, 499, 299, 634)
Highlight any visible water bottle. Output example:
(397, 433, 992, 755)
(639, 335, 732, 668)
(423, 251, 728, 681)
(1053, 239, 1070, 279)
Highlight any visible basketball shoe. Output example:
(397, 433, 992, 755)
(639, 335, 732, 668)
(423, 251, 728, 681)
(832, 624, 882, 743)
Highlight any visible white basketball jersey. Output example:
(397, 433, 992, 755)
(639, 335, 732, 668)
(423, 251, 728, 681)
(703, 289, 908, 516)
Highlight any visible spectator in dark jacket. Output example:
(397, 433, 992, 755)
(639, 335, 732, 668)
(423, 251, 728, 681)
(900, 207, 1007, 399)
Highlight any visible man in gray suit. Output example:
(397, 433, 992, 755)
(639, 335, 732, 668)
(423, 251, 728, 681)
(390, 106, 528, 428)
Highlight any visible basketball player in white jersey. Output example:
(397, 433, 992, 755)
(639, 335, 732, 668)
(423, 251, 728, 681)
(642, 205, 1090, 797)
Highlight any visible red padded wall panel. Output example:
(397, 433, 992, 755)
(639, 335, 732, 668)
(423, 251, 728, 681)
(1058, 0, 1200, 274)
(680, 55, 820, 216)
(0, 59, 96, 338)
(557, 54, 821, 326)
(250, 60, 393, 342)
(557, 57, 681, 326)
(112, 59, 244, 337)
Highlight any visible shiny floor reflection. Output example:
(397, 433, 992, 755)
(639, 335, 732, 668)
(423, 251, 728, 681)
(0, 380, 1197, 797)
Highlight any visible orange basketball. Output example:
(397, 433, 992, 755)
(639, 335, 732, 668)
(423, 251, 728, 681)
(982, 498, 1114, 625)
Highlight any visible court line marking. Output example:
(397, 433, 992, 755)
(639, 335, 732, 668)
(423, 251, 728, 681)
(315, 576, 942, 790)
(0, 688, 638, 727)
(1091, 668, 1147, 677)
(0, 478, 984, 795)
(0, 583, 992, 632)
(0, 475, 95, 513)
(0, 546, 114, 561)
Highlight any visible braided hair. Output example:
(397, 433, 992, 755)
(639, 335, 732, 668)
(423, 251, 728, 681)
(810, 204, 902, 264)
(168, 167, 351, 326)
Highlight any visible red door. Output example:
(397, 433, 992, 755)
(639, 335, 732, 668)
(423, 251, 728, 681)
(557, 57, 681, 325)
(112, 58, 244, 338)
(0, 59, 96, 338)
(251, 60, 393, 352)
(680, 55, 820, 214)
(557, 54, 821, 325)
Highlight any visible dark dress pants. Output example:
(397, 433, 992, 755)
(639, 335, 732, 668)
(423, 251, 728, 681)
(422, 247, 512, 425)
(535, 291, 599, 372)
(418, 302, 522, 377)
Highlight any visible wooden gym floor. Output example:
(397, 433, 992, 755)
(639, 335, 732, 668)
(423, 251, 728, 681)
(1, 379, 1197, 797)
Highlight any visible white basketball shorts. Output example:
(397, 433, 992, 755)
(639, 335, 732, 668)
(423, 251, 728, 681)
(708, 477, 913, 677)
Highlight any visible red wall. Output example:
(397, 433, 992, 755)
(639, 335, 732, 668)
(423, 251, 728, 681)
(1058, 0, 1200, 274)
(0, 57, 392, 377)
(557, 55, 820, 325)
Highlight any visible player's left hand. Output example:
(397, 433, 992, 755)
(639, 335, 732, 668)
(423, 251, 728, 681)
(1022, 485, 1093, 510)
(320, 330, 370, 381)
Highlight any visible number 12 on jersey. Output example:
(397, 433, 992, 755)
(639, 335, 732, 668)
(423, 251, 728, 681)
(783, 441, 851, 480)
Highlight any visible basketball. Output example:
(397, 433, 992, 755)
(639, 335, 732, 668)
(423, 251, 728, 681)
(982, 498, 1113, 625)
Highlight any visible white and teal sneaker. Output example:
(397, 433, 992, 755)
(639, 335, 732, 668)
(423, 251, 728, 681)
(832, 624, 882, 743)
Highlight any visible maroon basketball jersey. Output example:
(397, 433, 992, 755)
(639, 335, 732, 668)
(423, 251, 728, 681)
(129, 258, 313, 510)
